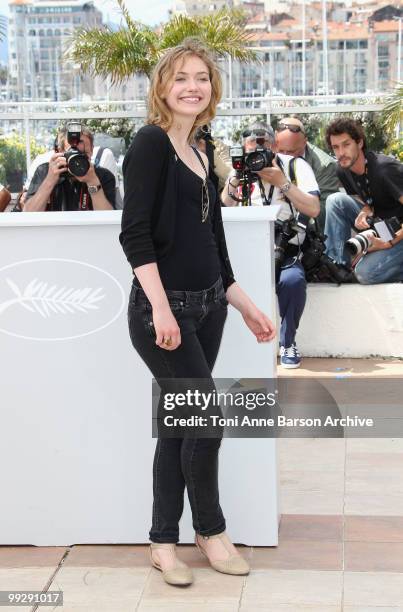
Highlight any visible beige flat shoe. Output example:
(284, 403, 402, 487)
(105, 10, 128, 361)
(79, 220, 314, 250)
(149, 543, 193, 586)
(195, 532, 250, 575)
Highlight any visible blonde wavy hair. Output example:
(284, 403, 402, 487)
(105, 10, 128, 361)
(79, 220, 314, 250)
(147, 38, 222, 143)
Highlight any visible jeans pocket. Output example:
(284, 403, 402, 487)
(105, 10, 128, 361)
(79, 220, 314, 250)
(168, 299, 186, 314)
(143, 308, 156, 338)
(128, 302, 155, 339)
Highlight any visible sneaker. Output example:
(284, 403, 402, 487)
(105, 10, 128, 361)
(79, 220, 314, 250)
(280, 343, 301, 369)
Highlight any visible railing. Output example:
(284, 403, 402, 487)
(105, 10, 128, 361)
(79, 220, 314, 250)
(0, 93, 391, 192)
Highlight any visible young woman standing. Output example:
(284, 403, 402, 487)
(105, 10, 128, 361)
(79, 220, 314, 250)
(119, 38, 276, 587)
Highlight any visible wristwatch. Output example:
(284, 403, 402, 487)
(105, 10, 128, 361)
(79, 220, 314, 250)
(87, 184, 102, 195)
(279, 181, 292, 194)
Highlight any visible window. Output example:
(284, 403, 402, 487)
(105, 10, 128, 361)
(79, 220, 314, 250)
(346, 40, 358, 49)
(378, 45, 389, 57)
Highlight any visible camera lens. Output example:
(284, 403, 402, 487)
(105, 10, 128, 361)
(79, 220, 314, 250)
(246, 151, 266, 172)
(345, 230, 375, 256)
(67, 152, 90, 177)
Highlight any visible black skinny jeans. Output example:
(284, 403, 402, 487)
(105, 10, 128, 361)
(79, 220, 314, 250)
(127, 276, 228, 543)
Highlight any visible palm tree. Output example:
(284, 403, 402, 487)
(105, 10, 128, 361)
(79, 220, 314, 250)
(381, 83, 403, 136)
(66, 0, 258, 85)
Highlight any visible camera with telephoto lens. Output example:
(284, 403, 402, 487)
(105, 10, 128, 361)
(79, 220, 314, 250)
(274, 215, 308, 282)
(63, 123, 90, 177)
(345, 216, 401, 257)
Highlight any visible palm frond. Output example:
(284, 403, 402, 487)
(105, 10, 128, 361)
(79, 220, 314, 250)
(381, 83, 403, 135)
(160, 9, 258, 63)
(65, 25, 158, 83)
(66, 4, 257, 84)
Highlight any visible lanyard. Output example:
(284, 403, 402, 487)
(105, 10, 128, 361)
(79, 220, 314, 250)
(352, 159, 373, 208)
(47, 177, 91, 211)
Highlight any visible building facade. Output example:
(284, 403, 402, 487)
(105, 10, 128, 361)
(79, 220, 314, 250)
(8, 0, 102, 101)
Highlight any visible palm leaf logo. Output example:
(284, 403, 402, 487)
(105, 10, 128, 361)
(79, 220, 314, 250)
(0, 278, 105, 318)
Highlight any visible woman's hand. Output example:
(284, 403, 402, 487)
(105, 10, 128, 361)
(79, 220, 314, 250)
(152, 305, 181, 351)
(242, 304, 276, 343)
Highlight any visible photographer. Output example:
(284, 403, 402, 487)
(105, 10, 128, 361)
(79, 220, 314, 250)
(275, 116, 340, 231)
(222, 124, 320, 368)
(24, 124, 116, 212)
(325, 118, 403, 284)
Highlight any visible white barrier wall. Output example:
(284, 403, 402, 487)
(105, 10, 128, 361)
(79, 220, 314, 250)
(299, 283, 403, 358)
(0, 207, 280, 546)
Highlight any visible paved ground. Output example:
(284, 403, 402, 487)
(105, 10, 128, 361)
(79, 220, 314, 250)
(1, 358, 402, 611)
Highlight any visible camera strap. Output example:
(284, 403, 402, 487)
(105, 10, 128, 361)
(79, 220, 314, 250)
(79, 184, 91, 210)
(262, 156, 297, 218)
(258, 176, 271, 206)
(349, 159, 374, 208)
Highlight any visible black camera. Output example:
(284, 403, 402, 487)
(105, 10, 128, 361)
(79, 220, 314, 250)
(345, 216, 401, 257)
(302, 223, 357, 283)
(274, 215, 308, 282)
(230, 144, 275, 175)
(64, 123, 90, 177)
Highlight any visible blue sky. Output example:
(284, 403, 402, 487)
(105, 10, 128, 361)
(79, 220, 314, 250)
(0, 0, 173, 25)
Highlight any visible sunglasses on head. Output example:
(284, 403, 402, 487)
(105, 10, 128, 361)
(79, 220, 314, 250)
(242, 129, 269, 139)
(277, 123, 305, 134)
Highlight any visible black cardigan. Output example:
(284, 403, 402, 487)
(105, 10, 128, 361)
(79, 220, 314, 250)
(119, 124, 236, 291)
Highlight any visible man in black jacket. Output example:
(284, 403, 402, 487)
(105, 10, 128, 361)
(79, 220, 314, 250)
(325, 118, 403, 284)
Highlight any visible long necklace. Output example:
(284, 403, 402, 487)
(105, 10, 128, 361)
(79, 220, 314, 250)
(169, 136, 209, 223)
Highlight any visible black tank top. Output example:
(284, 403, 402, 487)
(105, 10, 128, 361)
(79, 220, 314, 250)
(157, 154, 221, 291)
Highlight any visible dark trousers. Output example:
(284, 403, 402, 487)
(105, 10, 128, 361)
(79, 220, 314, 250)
(127, 276, 228, 543)
(276, 259, 307, 348)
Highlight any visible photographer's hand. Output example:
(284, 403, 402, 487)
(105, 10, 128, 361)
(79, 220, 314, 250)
(75, 163, 99, 185)
(76, 163, 114, 210)
(24, 154, 67, 212)
(46, 153, 68, 186)
(366, 236, 392, 253)
(257, 158, 286, 187)
(221, 172, 240, 206)
(355, 207, 373, 230)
